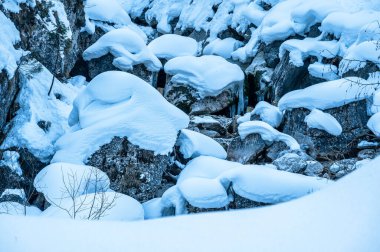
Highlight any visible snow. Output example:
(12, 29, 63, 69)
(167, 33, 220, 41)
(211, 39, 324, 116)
(2, 156, 380, 251)
(142, 198, 163, 220)
(178, 178, 230, 208)
(0, 202, 41, 216)
(0, 60, 83, 162)
(203, 38, 244, 59)
(83, 27, 162, 72)
(305, 109, 342, 136)
(52, 71, 189, 164)
(191, 116, 219, 124)
(0, 11, 24, 77)
(164, 55, 244, 113)
(84, 0, 131, 26)
(34, 162, 110, 204)
(367, 112, 380, 137)
(308, 62, 339, 81)
(41, 192, 144, 221)
(1, 189, 25, 200)
(219, 165, 331, 203)
(176, 129, 227, 159)
(238, 121, 300, 150)
(251, 101, 282, 128)
(2, 0, 36, 13)
(148, 34, 198, 59)
(278, 77, 378, 111)
(0, 151, 22, 176)
(339, 41, 380, 75)
(280, 38, 339, 67)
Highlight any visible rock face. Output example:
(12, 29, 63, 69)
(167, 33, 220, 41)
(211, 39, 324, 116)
(0, 70, 19, 131)
(227, 134, 266, 164)
(164, 80, 242, 116)
(269, 52, 323, 103)
(86, 137, 173, 202)
(282, 100, 370, 160)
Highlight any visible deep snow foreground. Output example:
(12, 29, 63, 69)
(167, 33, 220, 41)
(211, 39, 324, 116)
(1, 156, 380, 252)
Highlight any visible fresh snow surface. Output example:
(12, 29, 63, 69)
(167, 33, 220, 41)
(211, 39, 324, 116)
(0, 60, 83, 162)
(0, 202, 41, 216)
(191, 115, 219, 124)
(83, 27, 162, 72)
(367, 112, 380, 137)
(238, 121, 300, 150)
(148, 34, 198, 59)
(203, 38, 244, 59)
(278, 77, 377, 111)
(164, 55, 244, 100)
(0, 151, 22, 176)
(279, 38, 339, 67)
(308, 62, 339, 81)
(176, 129, 227, 159)
(34, 163, 110, 204)
(41, 192, 144, 222)
(304, 109, 342, 136)
(1, 157, 380, 251)
(0, 11, 23, 77)
(84, 0, 131, 28)
(52, 71, 189, 164)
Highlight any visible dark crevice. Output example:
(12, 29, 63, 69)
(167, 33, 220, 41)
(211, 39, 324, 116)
(69, 56, 90, 81)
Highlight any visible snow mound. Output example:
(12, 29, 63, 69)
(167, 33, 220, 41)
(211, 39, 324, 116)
(238, 121, 300, 150)
(0, 60, 83, 162)
(367, 112, 380, 137)
(83, 27, 162, 72)
(34, 163, 110, 204)
(148, 34, 198, 59)
(219, 165, 331, 204)
(278, 77, 377, 111)
(164, 55, 244, 98)
(279, 38, 339, 67)
(305, 109, 342, 136)
(52, 71, 189, 164)
(252, 101, 282, 128)
(203, 38, 244, 59)
(41, 192, 144, 221)
(308, 62, 339, 81)
(176, 129, 227, 159)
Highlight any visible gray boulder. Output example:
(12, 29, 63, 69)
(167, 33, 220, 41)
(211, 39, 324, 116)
(227, 134, 266, 164)
(273, 153, 307, 173)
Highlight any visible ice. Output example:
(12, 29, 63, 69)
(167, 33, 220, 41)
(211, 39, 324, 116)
(52, 71, 189, 164)
(148, 34, 198, 59)
(34, 163, 110, 204)
(41, 192, 144, 221)
(83, 27, 162, 72)
(305, 109, 342, 136)
(238, 121, 300, 150)
(203, 38, 244, 59)
(278, 77, 377, 111)
(176, 129, 227, 159)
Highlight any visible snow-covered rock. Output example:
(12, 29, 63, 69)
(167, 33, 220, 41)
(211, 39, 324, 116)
(251, 101, 282, 128)
(52, 71, 189, 164)
(148, 34, 198, 59)
(203, 38, 243, 59)
(83, 27, 162, 72)
(238, 121, 300, 150)
(304, 109, 342, 136)
(367, 112, 380, 137)
(176, 129, 227, 159)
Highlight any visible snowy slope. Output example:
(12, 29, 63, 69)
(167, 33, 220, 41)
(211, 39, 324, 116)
(1, 156, 379, 252)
